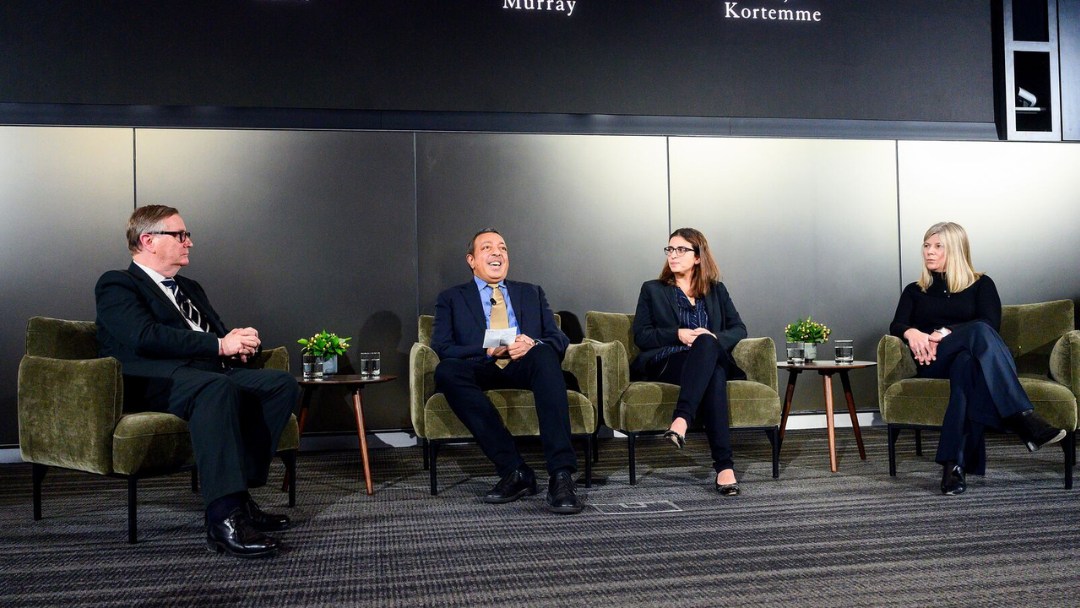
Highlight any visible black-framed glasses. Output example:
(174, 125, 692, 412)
(148, 230, 192, 243)
(663, 246, 697, 257)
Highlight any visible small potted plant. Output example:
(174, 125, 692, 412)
(784, 316, 831, 362)
(297, 330, 351, 375)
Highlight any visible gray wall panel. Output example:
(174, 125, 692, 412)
(135, 129, 417, 430)
(669, 137, 900, 414)
(0, 126, 134, 445)
(897, 141, 1080, 307)
(416, 133, 670, 322)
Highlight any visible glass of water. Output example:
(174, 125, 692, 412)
(302, 354, 323, 380)
(360, 351, 381, 377)
(786, 342, 805, 365)
(834, 339, 854, 364)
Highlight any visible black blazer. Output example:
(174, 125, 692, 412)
(95, 262, 227, 379)
(431, 279, 569, 362)
(631, 279, 747, 378)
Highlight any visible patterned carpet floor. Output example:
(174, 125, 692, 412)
(2, 427, 1080, 607)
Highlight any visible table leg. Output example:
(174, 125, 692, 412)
(778, 370, 800, 444)
(352, 388, 374, 496)
(281, 387, 313, 492)
(823, 374, 837, 473)
(840, 371, 866, 460)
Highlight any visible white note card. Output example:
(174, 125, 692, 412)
(483, 328, 518, 348)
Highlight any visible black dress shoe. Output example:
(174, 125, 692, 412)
(483, 467, 538, 504)
(662, 429, 685, 449)
(940, 462, 966, 496)
(207, 509, 281, 558)
(244, 497, 290, 532)
(545, 470, 585, 514)
(1006, 410, 1067, 452)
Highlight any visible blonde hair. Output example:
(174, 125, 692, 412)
(658, 227, 721, 297)
(917, 221, 982, 293)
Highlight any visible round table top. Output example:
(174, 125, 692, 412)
(776, 360, 876, 370)
(295, 373, 398, 386)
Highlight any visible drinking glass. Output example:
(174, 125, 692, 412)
(834, 339, 854, 364)
(361, 351, 381, 377)
(785, 342, 805, 365)
(302, 354, 324, 380)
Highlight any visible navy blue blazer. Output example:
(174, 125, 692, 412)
(631, 279, 747, 378)
(431, 279, 569, 362)
(95, 262, 227, 379)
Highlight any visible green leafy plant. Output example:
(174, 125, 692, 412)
(784, 317, 831, 344)
(297, 330, 351, 358)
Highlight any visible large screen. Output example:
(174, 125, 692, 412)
(0, 0, 994, 123)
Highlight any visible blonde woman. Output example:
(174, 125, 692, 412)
(889, 221, 1065, 495)
(632, 228, 747, 496)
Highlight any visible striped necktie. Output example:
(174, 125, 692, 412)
(487, 283, 510, 368)
(161, 279, 210, 332)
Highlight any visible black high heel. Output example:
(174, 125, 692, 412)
(715, 481, 740, 496)
(662, 429, 685, 449)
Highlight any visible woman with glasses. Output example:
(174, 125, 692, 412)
(632, 228, 747, 496)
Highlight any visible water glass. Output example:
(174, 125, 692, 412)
(785, 342, 805, 365)
(302, 354, 324, 380)
(360, 351, 381, 377)
(834, 339, 854, 364)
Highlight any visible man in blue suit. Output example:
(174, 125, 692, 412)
(95, 205, 298, 557)
(432, 229, 584, 514)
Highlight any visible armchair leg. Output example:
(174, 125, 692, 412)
(766, 428, 780, 479)
(127, 477, 138, 544)
(429, 441, 440, 496)
(584, 435, 593, 488)
(592, 429, 600, 464)
(422, 438, 429, 471)
(914, 429, 923, 457)
(31, 463, 47, 521)
(191, 467, 199, 493)
(280, 450, 297, 507)
(1063, 432, 1075, 490)
(628, 432, 638, 485)
(888, 425, 900, 477)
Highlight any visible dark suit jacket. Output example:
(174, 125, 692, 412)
(431, 279, 569, 362)
(631, 279, 747, 378)
(95, 262, 227, 381)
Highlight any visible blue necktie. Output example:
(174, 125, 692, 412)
(161, 279, 210, 332)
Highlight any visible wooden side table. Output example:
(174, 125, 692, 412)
(288, 373, 397, 495)
(776, 360, 876, 472)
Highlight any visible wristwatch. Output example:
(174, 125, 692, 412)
(934, 327, 952, 337)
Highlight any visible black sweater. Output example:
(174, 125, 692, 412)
(889, 272, 1001, 341)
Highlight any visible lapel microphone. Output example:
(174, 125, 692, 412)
(490, 298, 497, 306)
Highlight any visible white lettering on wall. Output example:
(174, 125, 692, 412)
(724, 1, 822, 22)
(503, 0, 577, 17)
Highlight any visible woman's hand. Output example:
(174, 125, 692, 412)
(678, 327, 714, 346)
(904, 328, 937, 365)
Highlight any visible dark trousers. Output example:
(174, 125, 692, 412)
(647, 336, 735, 472)
(157, 366, 298, 507)
(917, 322, 1033, 473)
(434, 344, 578, 478)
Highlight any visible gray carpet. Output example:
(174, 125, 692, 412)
(2, 427, 1080, 607)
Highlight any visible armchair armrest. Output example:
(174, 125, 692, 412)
(877, 334, 917, 410)
(409, 342, 440, 439)
(732, 337, 778, 392)
(562, 341, 598, 407)
(240, 346, 290, 372)
(1051, 330, 1080, 400)
(17, 355, 123, 475)
(583, 338, 631, 424)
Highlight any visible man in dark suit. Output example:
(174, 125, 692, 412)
(95, 205, 298, 558)
(432, 228, 584, 514)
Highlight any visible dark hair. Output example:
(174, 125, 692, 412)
(467, 227, 502, 255)
(657, 227, 721, 297)
(127, 205, 180, 254)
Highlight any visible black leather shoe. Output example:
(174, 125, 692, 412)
(1006, 410, 1067, 452)
(206, 509, 281, 558)
(940, 462, 966, 496)
(483, 467, 538, 504)
(545, 470, 585, 514)
(244, 497, 290, 532)
(662, 429, 685, 449)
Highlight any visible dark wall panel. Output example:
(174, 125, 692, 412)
(416, 133, 669, 327)
(1061, 0, 1080, 141)
(0, 126, 134, 445)
(135, 129, 417, 430)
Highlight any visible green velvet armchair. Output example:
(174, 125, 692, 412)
(409, 314, 599, 495)
(17, 316, 301, 543)
(584, 311, 782, 484)
(878, 300, 1079, 488)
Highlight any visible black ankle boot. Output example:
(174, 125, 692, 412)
(941, 462, 966, 496)
(1006, 410, 1067, 452)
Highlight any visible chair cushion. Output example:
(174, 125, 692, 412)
(883, 377, 1077, 431)
(111, 412, 194, 476)
(1019, 377, 1078, 431)
(423, 390, 596, 440)
(613, 380, 781, 432)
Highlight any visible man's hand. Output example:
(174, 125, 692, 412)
(220, 327, 261, 362)
(486, 345, 510, 359)
(506, 334, 537, 360)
